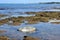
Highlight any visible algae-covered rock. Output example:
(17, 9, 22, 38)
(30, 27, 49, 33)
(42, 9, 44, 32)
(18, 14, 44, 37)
(0, 36, 9, 40)
(23, 36, 40, 40)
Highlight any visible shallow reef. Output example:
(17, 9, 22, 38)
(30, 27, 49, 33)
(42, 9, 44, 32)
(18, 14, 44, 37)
(23, 36, 40, 40)
(0, 12, 60, 25)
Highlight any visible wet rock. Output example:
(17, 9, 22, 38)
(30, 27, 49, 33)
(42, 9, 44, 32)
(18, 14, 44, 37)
(0, 12, 60, 25)
(0, 14, 8, 17)
(12, 22, 21, 26)
(51, 22, 60, 24)
(0, 19, 9, 25)
(23, 36, 40, 40)
(0, 36, 9, 40)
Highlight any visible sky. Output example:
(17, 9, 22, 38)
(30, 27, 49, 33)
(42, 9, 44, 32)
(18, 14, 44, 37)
(0, 0, 60, 4)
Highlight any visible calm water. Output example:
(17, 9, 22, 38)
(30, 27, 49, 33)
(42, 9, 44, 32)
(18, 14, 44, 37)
(0, 22, 60, 40)
(0, 4, 60, 13)
(0, 4, 60, 40)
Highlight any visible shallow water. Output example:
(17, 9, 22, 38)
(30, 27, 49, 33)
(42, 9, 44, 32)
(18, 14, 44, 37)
(0, 22, 60, 40)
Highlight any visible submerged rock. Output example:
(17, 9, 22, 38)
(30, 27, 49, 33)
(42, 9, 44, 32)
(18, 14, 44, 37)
(0, 30, 7, 33)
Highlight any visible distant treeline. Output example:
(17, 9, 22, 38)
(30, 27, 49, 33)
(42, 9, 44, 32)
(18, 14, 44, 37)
(39, 2, 60, 4)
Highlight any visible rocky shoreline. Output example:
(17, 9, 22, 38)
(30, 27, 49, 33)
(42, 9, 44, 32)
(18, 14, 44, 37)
(0, 12, 60, 25)
(0, 12, 60, 40)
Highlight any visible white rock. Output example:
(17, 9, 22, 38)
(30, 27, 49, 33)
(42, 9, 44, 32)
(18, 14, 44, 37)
(19, 26, 36, 33)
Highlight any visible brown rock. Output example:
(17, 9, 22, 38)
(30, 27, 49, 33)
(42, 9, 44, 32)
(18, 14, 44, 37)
(23, 36, 40, 40)
(0, 36, 9, 40)
(0, 30, 7, 33)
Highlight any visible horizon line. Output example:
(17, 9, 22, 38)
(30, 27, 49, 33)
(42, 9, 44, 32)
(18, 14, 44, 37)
(0, 2, 60, 4)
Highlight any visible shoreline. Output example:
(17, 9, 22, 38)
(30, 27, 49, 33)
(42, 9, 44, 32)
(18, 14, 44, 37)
(0, 11, 60, 25)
